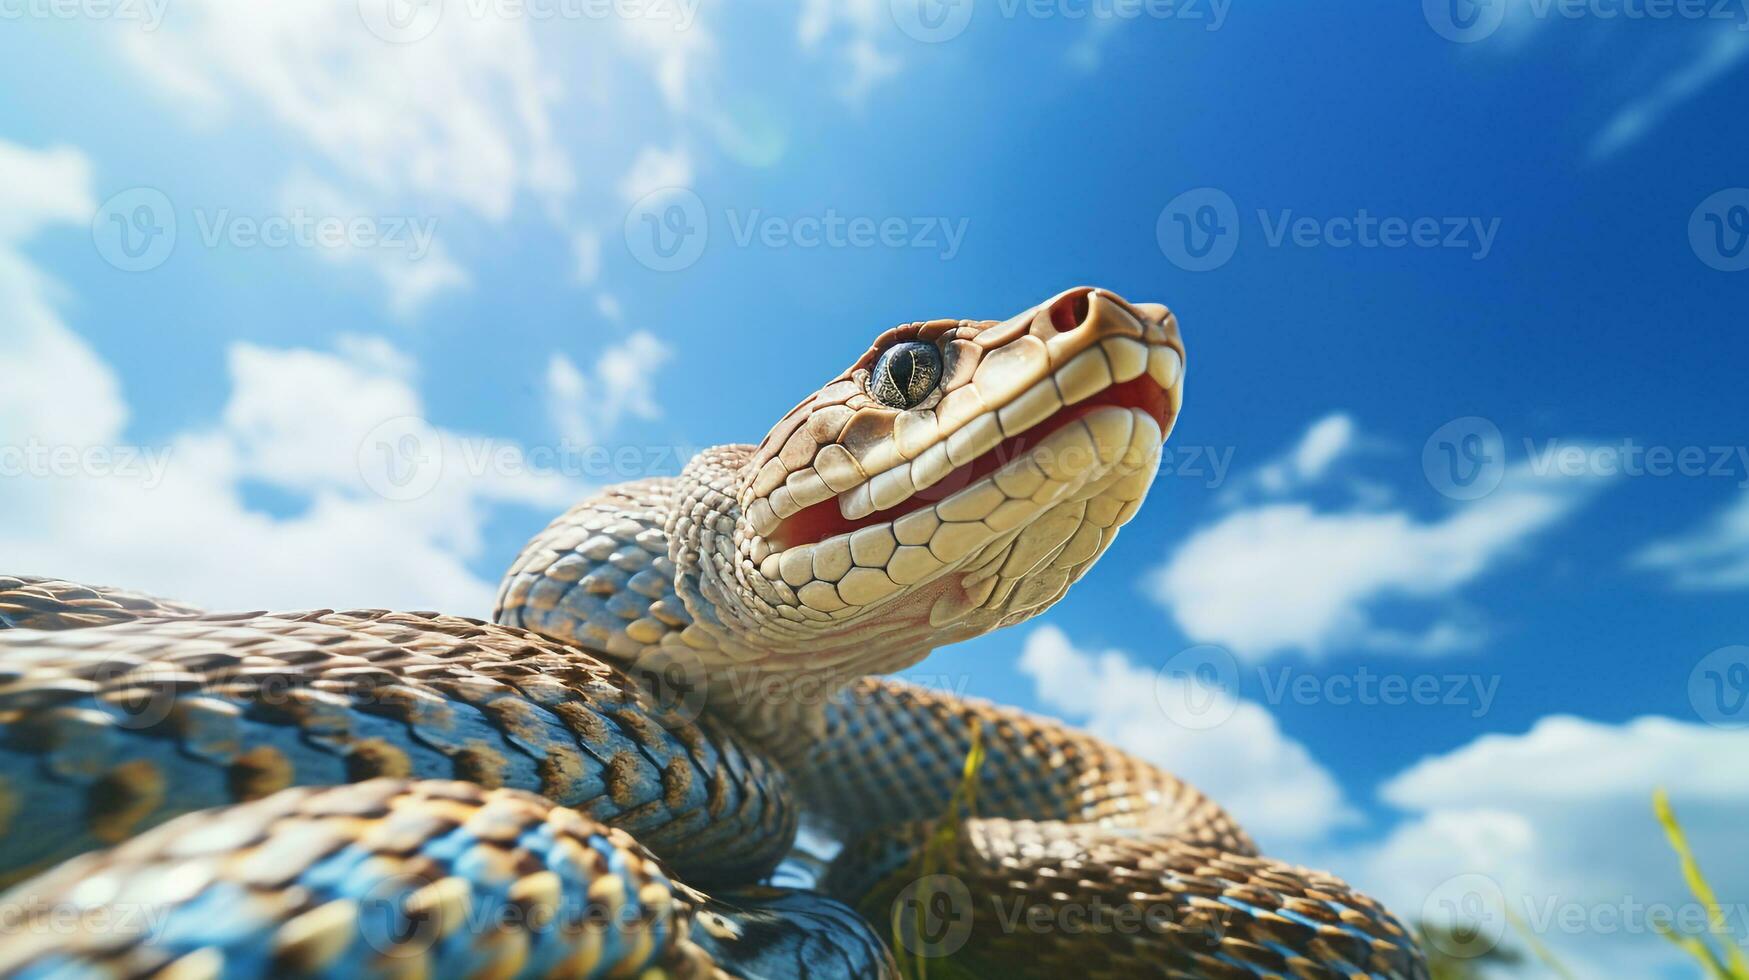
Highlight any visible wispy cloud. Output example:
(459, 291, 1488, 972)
(618, 145, 695, 202)
(797, 0, 907, 103)
(1633, 489, 1749, 589)
(276, 173, 469, 317)
(1150, 420, 1607, 659)
(120, 3, 573, 222)
(0, 140, 682, 615)
(1219, 412, 1364, 505)
(1018, 625, 1357, 842)
(545, 332, 673, 447)
(1589, 30, 1749, 160)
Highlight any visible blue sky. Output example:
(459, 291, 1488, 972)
(2, 1, 1748, 974)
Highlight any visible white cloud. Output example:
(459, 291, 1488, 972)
(612, 3, 715, 111)
(1018, 626, 1356, 844)
(617, 145, 695, 202)
(1290, 413, 1358, 480)
(5, 328, 581, 614)
(1589, 30, 1749, 160)
(120, 3, 572, 222)
(841, 38, 902, 104)
(1468, 5, 1749, 161)
(572, 228, 602, 284)
(0, 141, 682, 616)
(0, 142, 94, 241)
(1016, 616, 1749, 975)
(333, 333, 417, 378)
(1633, 490, 1749, 590)
(1237, 412, 1360, 499)
(1152, 434, 1604, 659)
(545, 332, 673, 446)
(1338, 715, 1749, 976)
(797, 0, 906, 102)
(0, 144, 121, 450)
(595, 293, 624, 321)
(1065, 17, 1123, 73)
(276, 173, 470, 317)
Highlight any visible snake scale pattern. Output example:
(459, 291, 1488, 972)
(0, 288, 1427, 978)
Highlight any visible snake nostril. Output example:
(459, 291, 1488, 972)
(1048, 288, 1094, 333)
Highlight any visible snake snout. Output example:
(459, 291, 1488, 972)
(1038, 286, 1179, 350)
(1045, 287, 1095, 333)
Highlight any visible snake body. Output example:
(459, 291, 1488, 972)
(0, 288, 1427, 978)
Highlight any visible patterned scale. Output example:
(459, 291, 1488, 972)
(0, 579, 897, 979)
(0, 779, 719, 979)
(800, 681, 1427, 979)
(0, 584, 790, 890)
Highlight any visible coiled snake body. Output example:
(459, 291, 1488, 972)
(0, 289, 1426, 978)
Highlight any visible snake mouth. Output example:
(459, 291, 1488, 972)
(768, 375, 1172, 552)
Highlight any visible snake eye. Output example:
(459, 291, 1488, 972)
(868, 341, 943, 410)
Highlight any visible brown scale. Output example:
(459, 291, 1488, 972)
(0, 780, 726, 979)
(0, 591, 796, 889)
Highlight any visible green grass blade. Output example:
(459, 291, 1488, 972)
(894, 719, 986, 980)
(1505, 906, 1579, 980)
(1655, 922, 1734, 980)
(1653, 788, 1749, 979)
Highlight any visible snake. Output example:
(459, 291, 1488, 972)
(0, 287, 1427, 979)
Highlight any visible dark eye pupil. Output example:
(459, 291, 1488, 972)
(891, 350, 915, 391)
(871, 342, 941, 409)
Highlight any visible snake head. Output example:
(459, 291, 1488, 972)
(717, 287, 1184, 667)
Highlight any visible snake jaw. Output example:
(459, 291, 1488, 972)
(726, 287, 1184, 650)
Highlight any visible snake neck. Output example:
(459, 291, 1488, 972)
(662, 445, 937, 763)
(496, 448, 908, 767)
